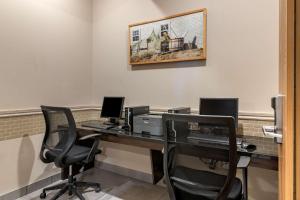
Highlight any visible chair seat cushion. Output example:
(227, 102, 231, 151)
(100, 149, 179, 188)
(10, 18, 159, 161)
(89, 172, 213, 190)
(45, 145, 91, 165)
(171, 166, 242, 200)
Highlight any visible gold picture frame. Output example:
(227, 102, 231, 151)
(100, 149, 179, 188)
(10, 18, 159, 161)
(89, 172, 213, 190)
(128, 9, 207, 65)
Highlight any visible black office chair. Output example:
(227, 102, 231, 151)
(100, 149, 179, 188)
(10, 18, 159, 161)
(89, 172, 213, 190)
(162, 113, 243, 200)
(39, 106, 101, 200)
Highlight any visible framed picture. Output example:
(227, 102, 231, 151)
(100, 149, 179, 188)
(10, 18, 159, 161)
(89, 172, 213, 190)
(128, 9, 207, 65)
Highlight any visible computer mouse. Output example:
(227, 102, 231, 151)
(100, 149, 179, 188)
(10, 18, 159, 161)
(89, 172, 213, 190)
(246, 144, 256, 151)
(241, 142, 256, 151)
(121, 125, 129, 130)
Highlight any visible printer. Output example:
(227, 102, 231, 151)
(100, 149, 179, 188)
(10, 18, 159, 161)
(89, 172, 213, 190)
(133, 114, 163, 136)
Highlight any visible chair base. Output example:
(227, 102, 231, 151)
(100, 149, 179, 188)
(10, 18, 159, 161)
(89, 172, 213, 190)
(40, 175, 101, 200)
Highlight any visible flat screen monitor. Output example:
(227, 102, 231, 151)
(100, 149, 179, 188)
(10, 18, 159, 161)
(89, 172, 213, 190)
(101, 97, 125, 119)
(199, 98, 239, 128)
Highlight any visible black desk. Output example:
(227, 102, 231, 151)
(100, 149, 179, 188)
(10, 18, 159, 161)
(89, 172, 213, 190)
(75, 121, 278, 177)
(71, 122, 278, 200)
(77, 123, 277, 155)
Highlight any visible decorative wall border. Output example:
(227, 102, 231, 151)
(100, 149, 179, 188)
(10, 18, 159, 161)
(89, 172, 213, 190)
(0, 105, 274, 121)
(0, 106, 96, 118)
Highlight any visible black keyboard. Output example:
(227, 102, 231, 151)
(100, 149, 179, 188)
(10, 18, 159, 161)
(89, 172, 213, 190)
(187, 132, 242, 145)
(81, 121, 114, 130)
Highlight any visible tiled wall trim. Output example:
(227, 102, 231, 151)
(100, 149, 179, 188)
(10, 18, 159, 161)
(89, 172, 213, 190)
(0, 106, 274, 120)
(0, 109, 99, 141)
(239, 119, 274, 137)
(0, 106, 96, 118)
(0, 107, 274, 141)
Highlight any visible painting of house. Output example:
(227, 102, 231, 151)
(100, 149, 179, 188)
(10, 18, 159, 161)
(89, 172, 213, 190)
(129, 9, 207, 65)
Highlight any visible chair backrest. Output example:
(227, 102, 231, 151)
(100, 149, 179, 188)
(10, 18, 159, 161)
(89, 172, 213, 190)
(40, 106, 77, 168)
(162, 113, 238, 200)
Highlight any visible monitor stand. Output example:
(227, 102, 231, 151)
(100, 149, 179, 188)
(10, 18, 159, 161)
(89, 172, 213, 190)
(103, 118, 120, 125)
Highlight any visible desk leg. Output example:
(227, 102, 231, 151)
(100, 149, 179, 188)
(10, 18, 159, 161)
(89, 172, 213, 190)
(150, 149, 164, 184)
(242, 167, 248, 200)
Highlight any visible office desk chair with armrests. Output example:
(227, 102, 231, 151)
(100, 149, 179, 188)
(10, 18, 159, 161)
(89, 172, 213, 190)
(163, 114, 243, 200)
(39, 106, 101, 200)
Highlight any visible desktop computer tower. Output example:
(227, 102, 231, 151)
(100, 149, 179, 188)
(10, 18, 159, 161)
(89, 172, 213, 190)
(167, 107, 191, 137)
(168, 107, 191, 114)
(125, 106, 150, 131)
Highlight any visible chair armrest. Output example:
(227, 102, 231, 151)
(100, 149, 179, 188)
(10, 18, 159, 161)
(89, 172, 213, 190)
(237, 156, 251, 168)
(171, 176, 221, 192)
(82, 136, 101, 164)
(79, 133, 102, 140)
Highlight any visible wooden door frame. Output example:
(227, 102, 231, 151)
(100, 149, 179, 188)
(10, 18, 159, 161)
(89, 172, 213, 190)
(279, 0, 295, 199)
(296, 0, 300, 199)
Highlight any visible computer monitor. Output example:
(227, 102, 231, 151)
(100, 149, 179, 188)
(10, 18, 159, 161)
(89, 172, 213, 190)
(199, 98, 239, 128)
(101, 97, 125, 124)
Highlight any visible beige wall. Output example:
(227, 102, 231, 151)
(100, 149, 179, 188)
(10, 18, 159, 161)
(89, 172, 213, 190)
(91, 1, 279, 199)
(0, 0, 93, 111)
(0, 0, 279, 113)
(92, 0, 279, 115)
(0, 134, 60, 195)
(97, 142, 152, 174)
(0, 0, 93, 195)
(0, 0, 280, 198)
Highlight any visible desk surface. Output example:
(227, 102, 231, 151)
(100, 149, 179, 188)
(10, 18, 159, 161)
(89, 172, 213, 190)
(77, 121, 278, 171)
(77, 121, 278, 158)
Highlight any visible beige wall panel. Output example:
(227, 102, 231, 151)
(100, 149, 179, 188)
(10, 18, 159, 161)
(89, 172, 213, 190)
(0, 0, 93, 110)
(96, 141, 152, 174)
(92, 0, 279, 114)
(0, 134, 60, 195)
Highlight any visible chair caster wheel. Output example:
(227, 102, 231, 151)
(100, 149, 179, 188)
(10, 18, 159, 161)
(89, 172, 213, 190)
(95, 186, 101, 193)
(40, 192, 46, 199)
